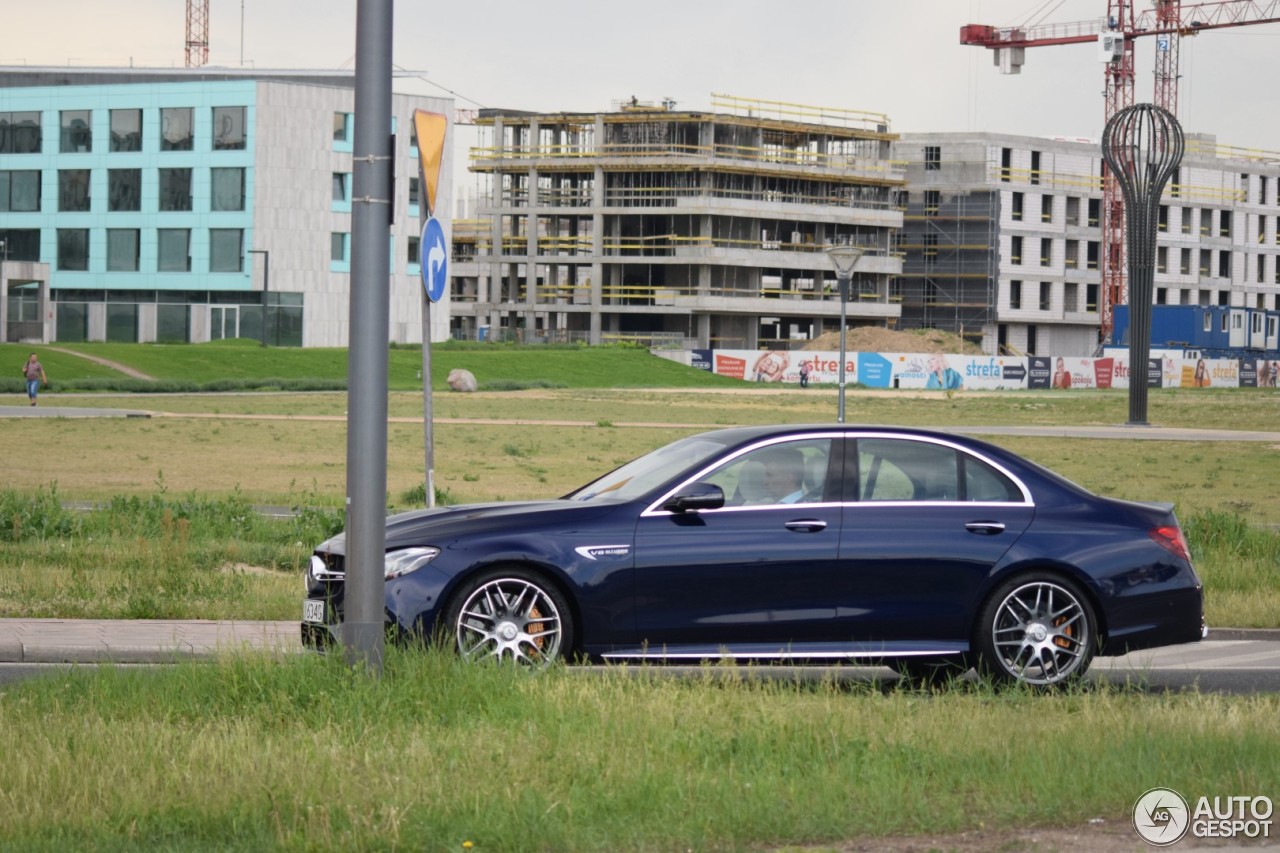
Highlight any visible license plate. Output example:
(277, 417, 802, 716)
(303, 599, 326, 624)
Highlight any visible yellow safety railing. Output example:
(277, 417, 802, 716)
(710, 93, 890, 133)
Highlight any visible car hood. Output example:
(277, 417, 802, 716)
(317, 500, 623, 555)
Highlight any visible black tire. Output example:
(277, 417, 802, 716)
(974, 572, 1096, 688)
(441, 566, 574, 666)
(890, 655, 972, 688)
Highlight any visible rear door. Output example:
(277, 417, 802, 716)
(835, 435, 1035, 644)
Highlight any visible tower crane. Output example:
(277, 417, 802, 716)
(186, 0, 210, 67)
(961, 1, 1280, 340)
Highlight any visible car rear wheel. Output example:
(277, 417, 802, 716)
(975, 574, 1096, 688)
(443, 567, 572, 666)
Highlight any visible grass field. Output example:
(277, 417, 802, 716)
(1, 343, 1279, 850)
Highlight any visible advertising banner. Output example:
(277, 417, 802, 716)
(707, 349, 1278, 391)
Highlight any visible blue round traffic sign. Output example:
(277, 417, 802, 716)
(421, 216, 448, 302)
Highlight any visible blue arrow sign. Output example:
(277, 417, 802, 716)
(421, 216, 448, 302)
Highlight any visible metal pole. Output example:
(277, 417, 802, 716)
(825, 244, 863, 425)
(344, 0, 393, 675)
(838, 272, 848, 424)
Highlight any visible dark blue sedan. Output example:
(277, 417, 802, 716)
(301, 425, 1205, 687)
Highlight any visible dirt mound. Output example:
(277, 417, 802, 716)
(804, 326, 984, 354)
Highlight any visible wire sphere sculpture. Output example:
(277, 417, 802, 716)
(1101, 104, 1184, 424)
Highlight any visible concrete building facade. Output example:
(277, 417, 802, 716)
(450, 95, 905, 348)
(0, 67, 452, 348)
(897, 131, 1280, 356)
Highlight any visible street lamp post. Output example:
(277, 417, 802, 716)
(825, 244, 864, 423)
(247, 249, 269, 347)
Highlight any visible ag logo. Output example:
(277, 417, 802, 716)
(1133, 787, 1190, 846)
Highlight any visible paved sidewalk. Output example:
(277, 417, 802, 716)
(0, 619, 299, 663)
(0, 618, 1275, 664)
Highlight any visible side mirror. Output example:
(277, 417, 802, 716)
(662, 483, 725, 513)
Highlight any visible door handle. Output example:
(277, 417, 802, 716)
(784, 519, 828, 532)
(965, 521, 1006, 535)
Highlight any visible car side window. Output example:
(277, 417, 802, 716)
(706, 439, 833, 506)
(963, 455, 1023, 502)
(857, 438, 959, 502)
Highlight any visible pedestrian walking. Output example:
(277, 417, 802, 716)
(22, 352, 47, 406)
(798, 361, 811, 388)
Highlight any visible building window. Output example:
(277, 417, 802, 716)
(1009, 280, 1022, 309)
(1066, 196, 1080, 226)
(156, 304, 190, 342)
(57, 229, 89, 271)
(1158, 205, 1168, 232)
(1218, 251, 1231, 279)
(1041, 194, 1053, 223)
(1200, 249, 1211, 275)
(60, 110, 92, 153)
(108, 169, 141, 212)
(1086, 284, 1099, 312)
(109, 109, 142, 152)
(58, 169, 91, 212)
(211, 167, 245, 211)
(0, 170, 41, 211)
(160, 107, 194, 151)
(1220, 210, 1232, 238)
(408, 176, 420, 209)
(210, 229, 244, 272)
(1030, 150, 1041, 185)
(923, 189, 940, 216)
(1011, 235, 1023, 264)
(1180, 208, 1192, 235)
(1065, 239, 1079, 269)
(1040, 238, 1051, 267)
(159, 168, 193, 211)
(332, 172, 350, 203)
(333, 112, 350, 143)
(1181, 248, 1192, 276)
(0, 111, 41, 154)
(1065, 282, 1079, 312)
(924, 145, 941, 171)
(1156, 287, 1167, 305)
(1170, 168, 1181, 199)
(922, 232, 938, 258)
(407, 235, 420, 268)
(1200, 208, 1211, 235)
(212, 106, 246, 150)
(331, 232, 349, 262)
(1039, 281, 1051, 311)
(1087, 198, 1100, 227)
(1011, 191, 1023, 221)
(158, 228, 191, 272)
(1157, 246, 1168, 274)
(106, 229, 140, 272)
(1087, 241, 1099, 270)
(1000, 147, 1011, 182)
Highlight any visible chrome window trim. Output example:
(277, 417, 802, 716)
(640, 430, 1034, 518)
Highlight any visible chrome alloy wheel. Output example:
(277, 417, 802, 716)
(454, 577, 563, 664)
(989, 580, 1091, 686)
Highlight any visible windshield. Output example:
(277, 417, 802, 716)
(565, 434, 733, 503)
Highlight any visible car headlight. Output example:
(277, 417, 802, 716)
(384, 547, 441, 579)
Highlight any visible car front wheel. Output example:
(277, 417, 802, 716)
(443, 567, 572, 666)
(975, 574, 1096, 688)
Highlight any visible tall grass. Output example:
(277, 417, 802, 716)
(1, 649, 1277, 851)
(0, 486, 343, 620)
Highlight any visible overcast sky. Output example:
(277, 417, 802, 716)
(8, 1, 1279, 155)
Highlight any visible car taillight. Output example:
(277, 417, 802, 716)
(1150, 525, 1191, 562)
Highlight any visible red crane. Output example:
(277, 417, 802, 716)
(186, 0, 210, 68)
(961, 1, 1280, 341)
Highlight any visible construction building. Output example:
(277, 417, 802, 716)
(0, 66, 451, 347)
(896, 131, 1280, 357)
(449, 95, 905, 348)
